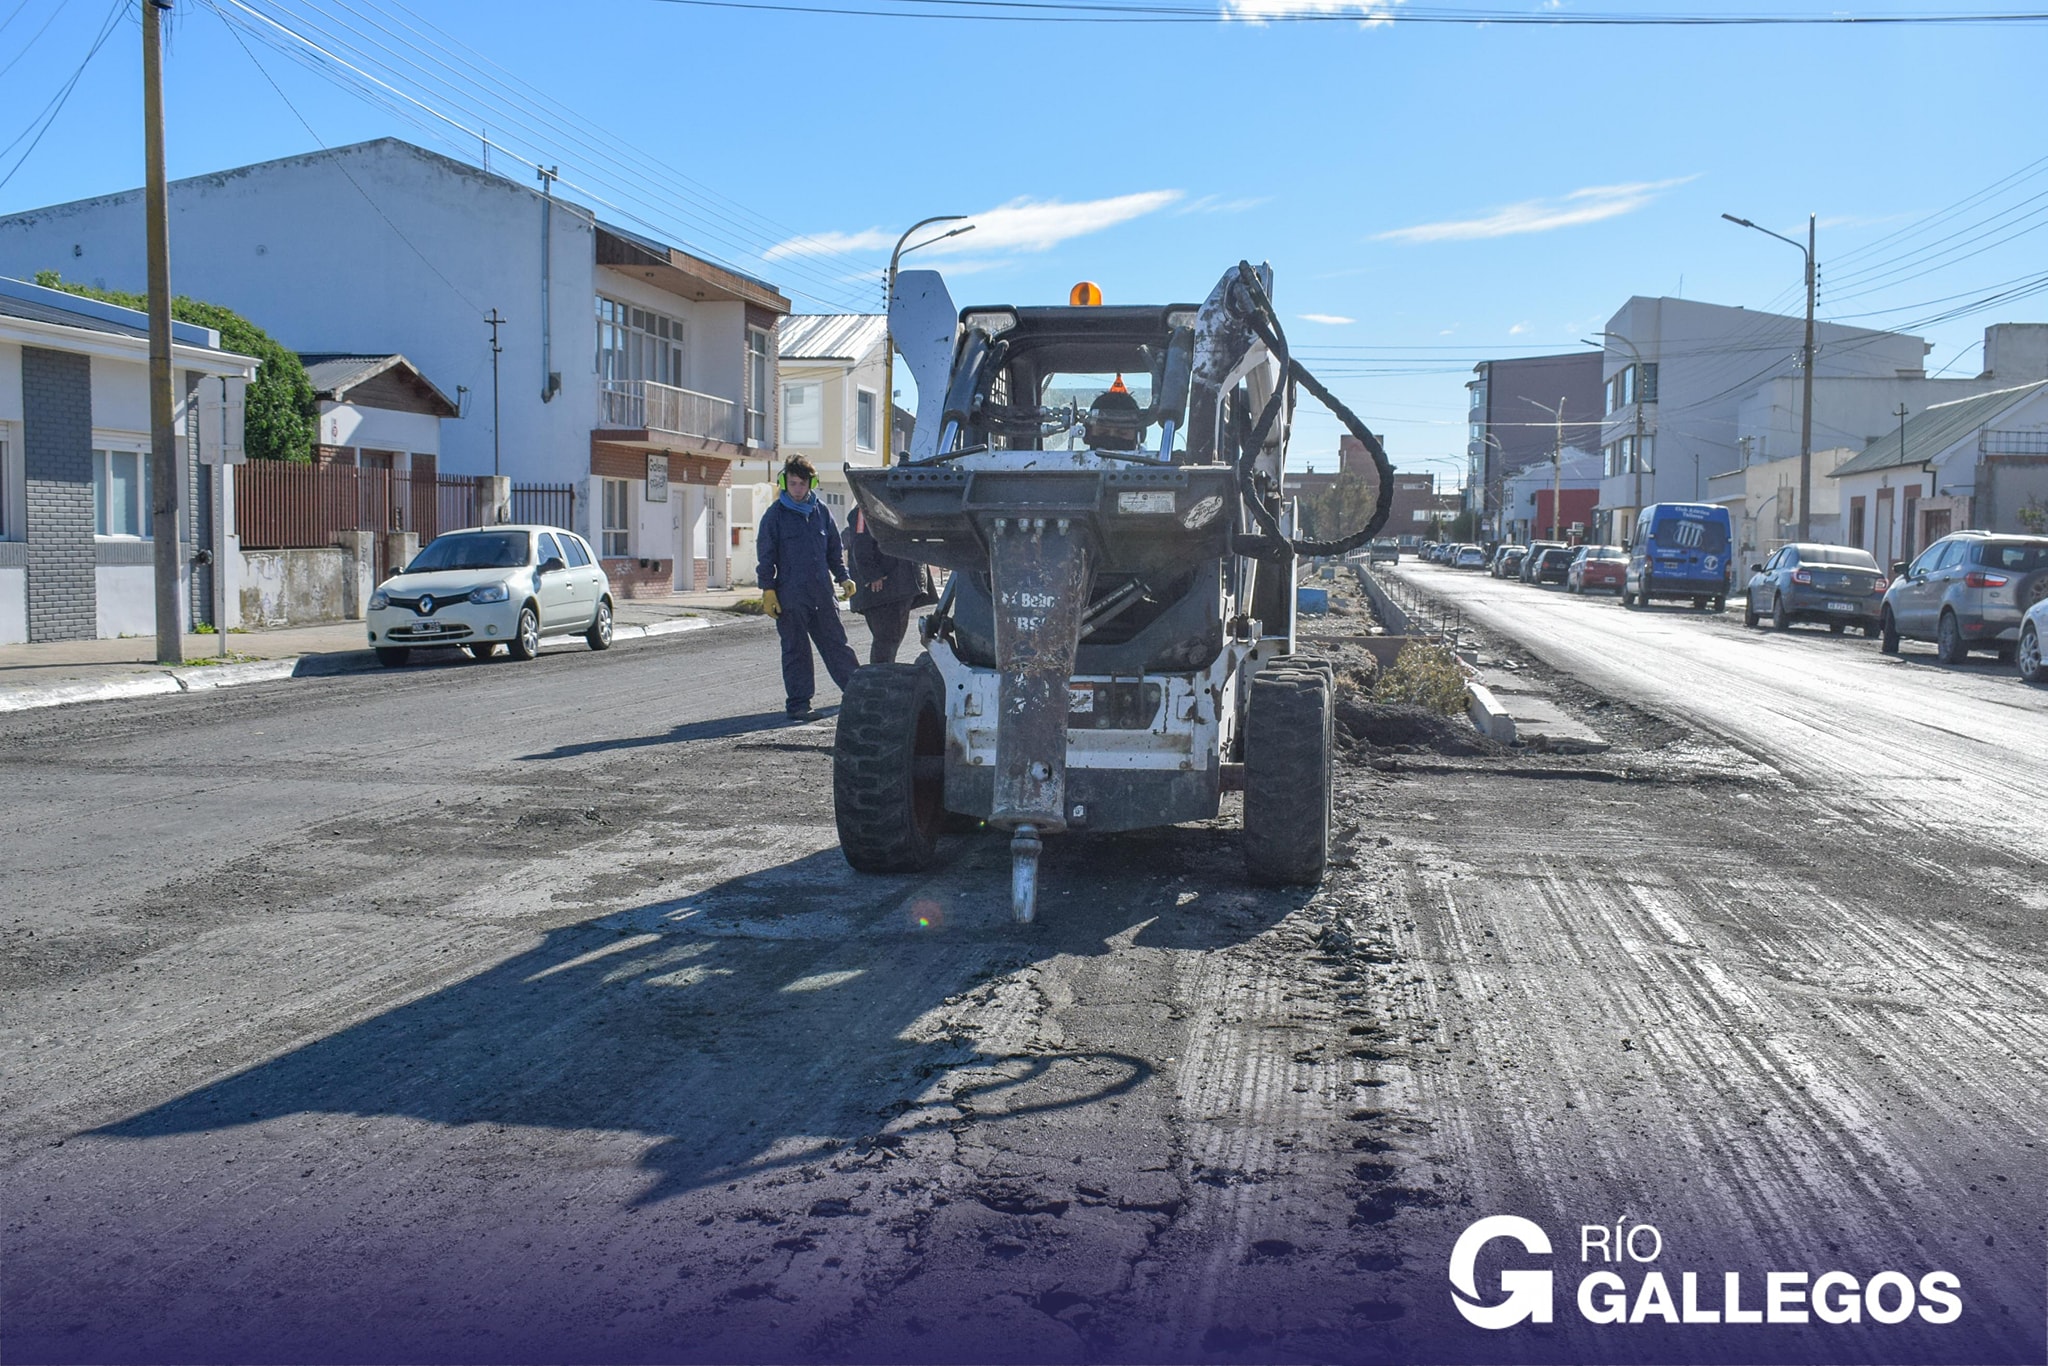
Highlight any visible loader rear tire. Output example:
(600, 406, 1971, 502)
(834, 661, 946, 873)
(1242, 666, 1332, 887)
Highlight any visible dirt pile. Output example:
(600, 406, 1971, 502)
(1334, 696, 1502, 757)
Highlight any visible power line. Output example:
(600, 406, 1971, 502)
(0, 0, 125, 193)
(211, 5, 485, 313)
(639, 0, 2048, 25)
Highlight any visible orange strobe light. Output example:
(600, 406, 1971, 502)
(1069, 281, 1103, 306)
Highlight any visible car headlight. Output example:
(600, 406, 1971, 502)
(368, 589, 389, 610)
(469, 583, 511, 604)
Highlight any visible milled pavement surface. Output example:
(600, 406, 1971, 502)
(2, 584, 2044, 1364)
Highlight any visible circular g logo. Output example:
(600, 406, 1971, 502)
(1450, 1216, 1555, 1330)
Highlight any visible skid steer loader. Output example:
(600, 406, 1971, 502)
(832, 262, 1394, 922)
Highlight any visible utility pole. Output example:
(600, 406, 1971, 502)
(1798, 213, 1817, 540)
(142, 0, 180, 665)
(884, 216, 974, 462)
(1552, 396, 1565, 540)
(486, 309, 504, 476)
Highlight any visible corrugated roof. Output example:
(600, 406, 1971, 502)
(1830, 380, 2048, 478)
(779, 313, 886, 362)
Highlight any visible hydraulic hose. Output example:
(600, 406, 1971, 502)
(1228, 261, 1398, 560)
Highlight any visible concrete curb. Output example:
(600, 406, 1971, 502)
(1466, 682, 1518, 745)
(0, 615, 720, 716)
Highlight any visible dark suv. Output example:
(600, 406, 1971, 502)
(1879, 531, 2048, 663)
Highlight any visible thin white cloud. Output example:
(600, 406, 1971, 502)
(1177, 194, 1272, 216)
(766, 190, 1183, 261)
(771, 228, 896, 258)
(1508, 321, 1530, 335)
(1298, 312, 1355, 325)
(1224, 0, 1395, 25)
(1373, 175, 1700, 244)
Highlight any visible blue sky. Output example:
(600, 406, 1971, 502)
(4, 0, 2045, 478)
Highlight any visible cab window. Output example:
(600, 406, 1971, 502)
(537, 532, 563, 566)
(561, 536, 591, 569)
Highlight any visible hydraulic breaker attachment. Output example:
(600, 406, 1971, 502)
(987, 515, 1093, 922)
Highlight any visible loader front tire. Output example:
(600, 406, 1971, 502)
(1242, 666, 1332, 887)
(834, 661, 946, 873)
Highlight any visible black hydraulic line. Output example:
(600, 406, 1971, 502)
(1227, 260, 1397, 560)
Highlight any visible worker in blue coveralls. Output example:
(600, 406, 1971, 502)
(756, 454, 860, 722)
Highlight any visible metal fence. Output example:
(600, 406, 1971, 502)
(511, 481, 577, 528)
(235, 462, 487, 550)
(596, 379, 741, 444)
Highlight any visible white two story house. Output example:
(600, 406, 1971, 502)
(0, 138, 790, 595)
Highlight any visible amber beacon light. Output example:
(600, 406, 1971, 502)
(1069, 281, 1103, 306)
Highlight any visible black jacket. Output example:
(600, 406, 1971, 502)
(756, 497, 847, 609)
(845, 509, 922, 613)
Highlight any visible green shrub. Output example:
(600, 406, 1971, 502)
(35, 271, 317, 463)
(1372, 641, 1469, 715)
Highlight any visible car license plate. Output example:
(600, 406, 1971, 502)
(1826, 600, 1853, 613)
(414, 622, 443, 634)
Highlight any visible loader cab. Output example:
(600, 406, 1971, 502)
(944, 305, 1198, 458)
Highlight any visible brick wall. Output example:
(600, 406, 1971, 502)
(21, 347, 96, 642)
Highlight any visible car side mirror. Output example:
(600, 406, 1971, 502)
(538, 556, 567, 575)
(1750, 563, 1763, 575)
(1890, 561, 1908, 579)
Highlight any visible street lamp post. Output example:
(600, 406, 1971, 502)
(1722, 212, 1817, 540)
(883, 216, 975, 464)
(1524, 396, 1569, 541)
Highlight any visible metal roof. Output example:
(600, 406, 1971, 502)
(0, 275, 221, 347)
(779, 313, 886, 362)
(1828, 380, 2048, 478)
(297, 352, 460, 417)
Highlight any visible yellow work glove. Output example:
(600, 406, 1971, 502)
(761, 589, 781, 618)
(837, 579, 856, 601)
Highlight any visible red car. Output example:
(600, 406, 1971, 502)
(1567, 545, 1628, 594)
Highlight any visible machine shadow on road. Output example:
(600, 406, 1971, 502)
(87, 829, 1301, 1210)
(517, 708, 838, 761)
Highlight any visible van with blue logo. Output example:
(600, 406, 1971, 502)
(1623, 502, 1734, 612)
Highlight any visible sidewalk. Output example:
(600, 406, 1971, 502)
(0, 589, 759, 713)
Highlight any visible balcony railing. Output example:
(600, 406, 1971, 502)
(597, 379, 741, 445)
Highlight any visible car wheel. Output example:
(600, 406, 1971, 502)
(1996, 644, 2017, 664)
(1743, 596, 1759, 628)
(1935, 610, 1968, 665)
(2018, 623, 2048, 684)
(375, 647, 410, 669)
(1880, 608, 1900, 655)
(586, 597, 614, 652)
(1771, 594, 1791, 631)
(507, 605, 542, 661)
(1830, 622, 1846, 635)
(1711, 596, 1727, 613)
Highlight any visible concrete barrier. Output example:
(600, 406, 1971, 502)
(1466, 681, 1518, 745)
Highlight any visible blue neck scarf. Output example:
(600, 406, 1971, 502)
(778, 490, 816, 516)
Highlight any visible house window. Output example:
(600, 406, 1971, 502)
(783, 382, 821, 447)
(1849, 496, 1866, 549)
(94, 448, 152, 538)
(601, 477, 631, 558)
(747, 327, 772, 443)
(596, 295, 685, 388)
(856, 388, 878, 452)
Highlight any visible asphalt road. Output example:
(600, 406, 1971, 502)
(3, 583, 2045, 1365)
(1394, 559, 2048, 862)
